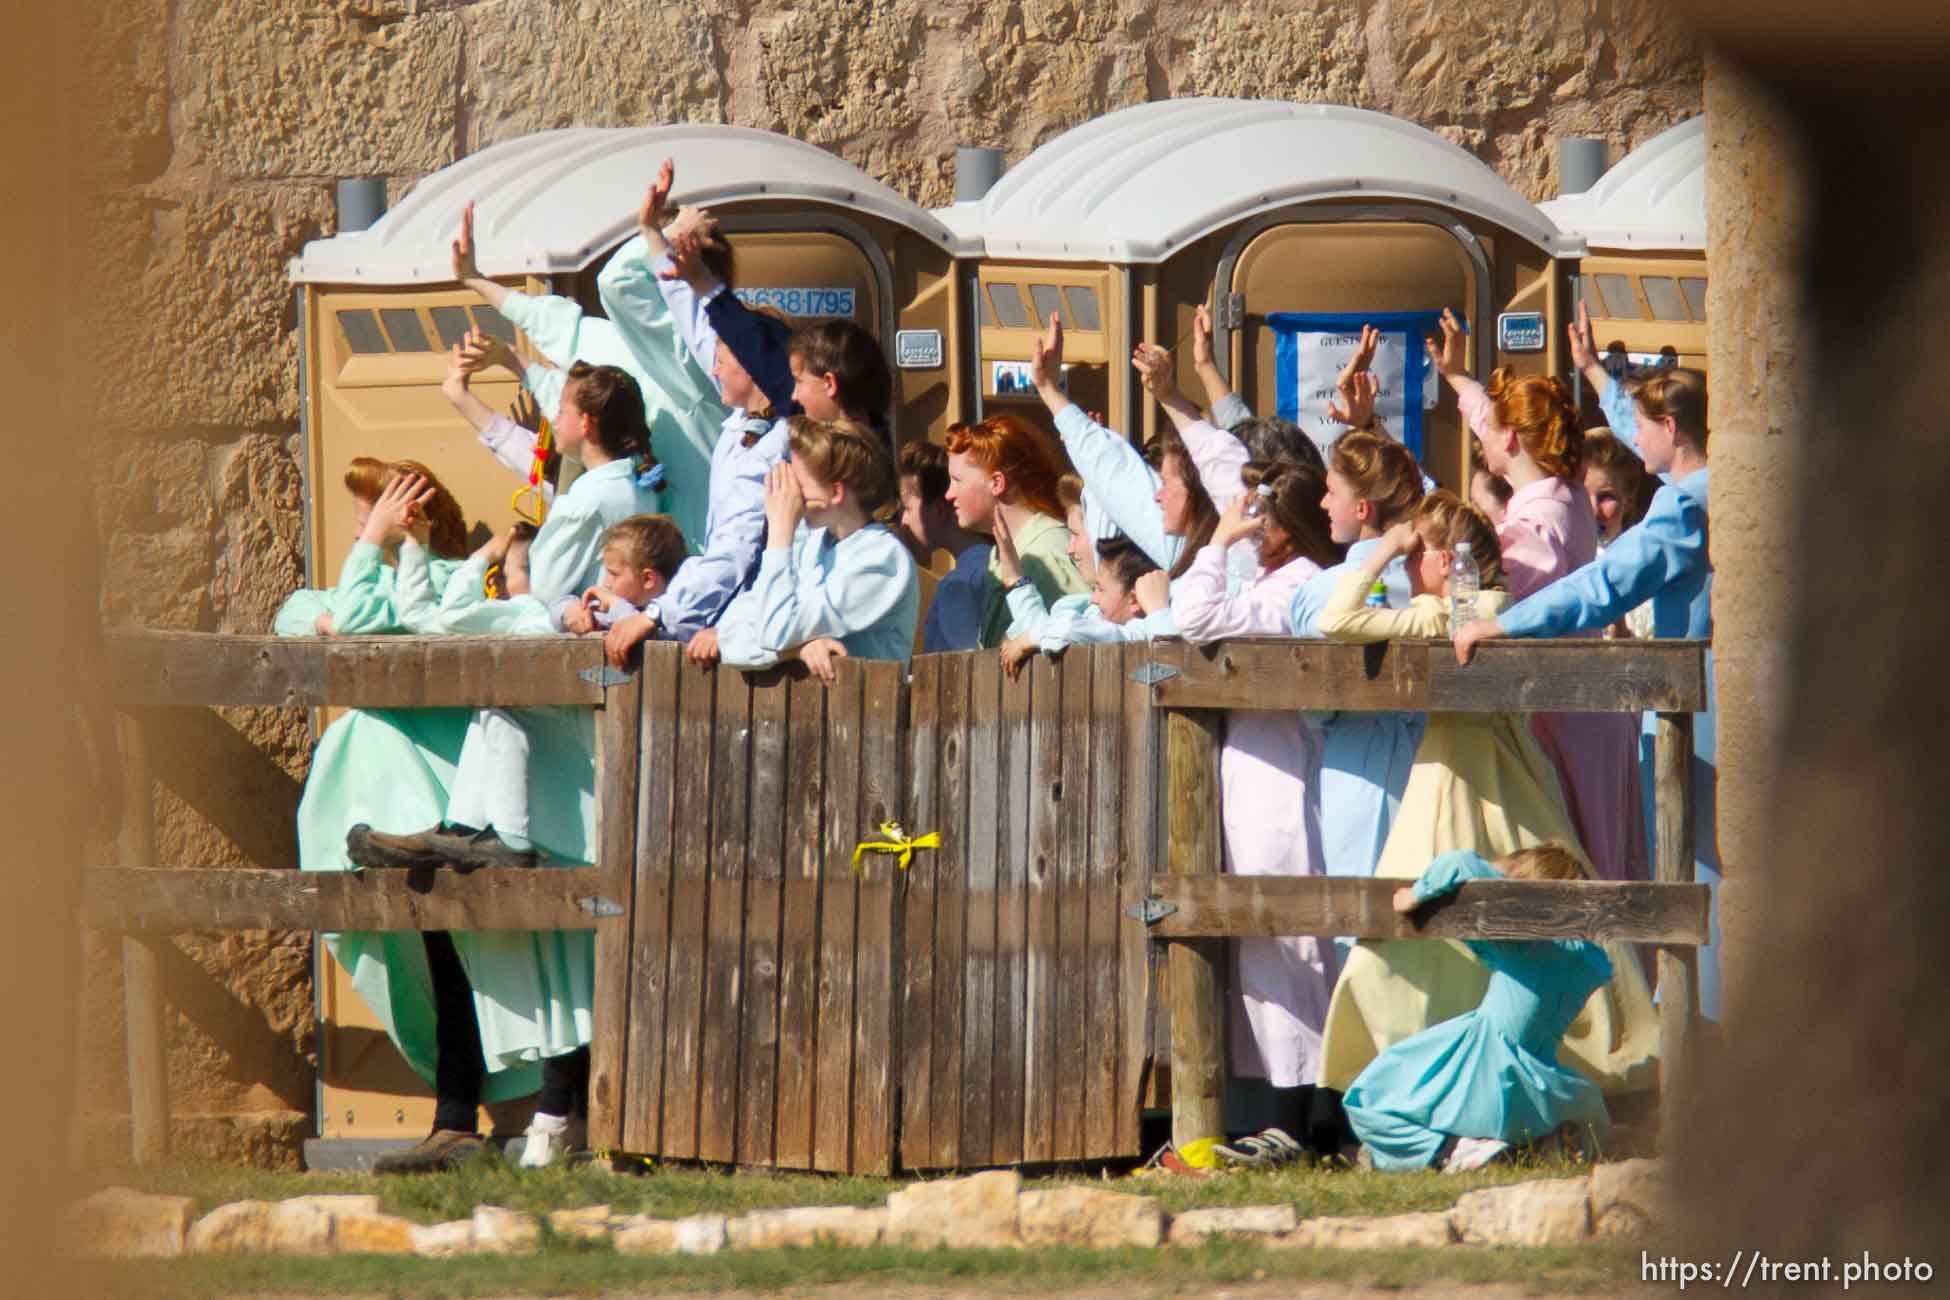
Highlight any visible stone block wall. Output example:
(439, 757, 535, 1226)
(78, 0, 1701, 1165)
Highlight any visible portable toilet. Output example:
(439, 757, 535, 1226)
(288, 125, 979, 1144)
(947, 98, 1584, 491)
(1540, 117, 1708, 375)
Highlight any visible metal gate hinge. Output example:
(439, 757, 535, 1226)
(1128, 661, 1179, 687)
(1126, 897, 1178, 926)
(1221, 291, 1246, 330)
(577, 896, 625, 919)
(579, 665, 632, 688)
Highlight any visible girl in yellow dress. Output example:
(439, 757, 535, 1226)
(1313, 491, 1660, 1117)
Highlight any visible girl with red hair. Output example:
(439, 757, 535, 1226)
(943, 412, 1087, 646)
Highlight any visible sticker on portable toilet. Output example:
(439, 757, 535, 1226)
(731, 286, 858, 317)
(895, 329, 944, 370)
(1497, 311, 1548, 354)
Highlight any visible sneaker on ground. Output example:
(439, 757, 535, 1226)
(372, 1128, 487, 1175)
(1443, 1136, 1511, 1172)
(1214, 1126, 1307, 1167)
(517, 1112, 585, 1169)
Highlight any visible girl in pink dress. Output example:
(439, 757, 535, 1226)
(1169, 459, 1346, 1160)
(1428, 311, 1646, 883)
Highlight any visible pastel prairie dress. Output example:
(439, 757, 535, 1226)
(1171, 540, 1335, 1087)
(1343, 851, 1613, 1170)
(276, 542, 543, 1101)
(1311, 569, 1662, 1099)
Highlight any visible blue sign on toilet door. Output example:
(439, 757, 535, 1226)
(1497, 312, 1548, 354)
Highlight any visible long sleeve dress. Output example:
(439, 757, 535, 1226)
(278, 544, 544, 1103)
(1455, 376, 1646, 882)
(1172, 541, 1336, 1087)
(1311, 569, 1662, 1100)
(496, 278, 726, 550)
(1343, 851, 1613, 1171)
(716, 522, 920, 669)
(976, 511, 1087, 648)
(1287, 540, 1426, 887)
(1498, 464, 1719, 1017)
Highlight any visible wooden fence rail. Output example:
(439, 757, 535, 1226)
(89, 630, 1711, 1172)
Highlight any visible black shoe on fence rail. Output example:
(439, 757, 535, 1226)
(347, 824, 538, 871)
(372, 1128, 487, 1175)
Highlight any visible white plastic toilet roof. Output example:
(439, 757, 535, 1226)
(947, 98, 1580, 263)
(291, 124, 983, 285)
(1538, 117, 1706, 252)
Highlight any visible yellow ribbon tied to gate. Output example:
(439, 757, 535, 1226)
(851, 821, 941, 876)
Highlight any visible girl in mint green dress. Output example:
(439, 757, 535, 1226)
(1343, 846, 1613, 1172)
(275, 461, 546, 1105)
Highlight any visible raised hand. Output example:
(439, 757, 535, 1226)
(1568, 298, 1601, 375)
(1192, 303, 1216, 370)
(1131, 342, 1177, 401)
(361, 473, 434, 548)
(990, 507, 1023, 586)
(458, 326, 523, 378)
(451, 200, 481, 282)
(1030, 311, 1065, 393)
(510, 385, 544, 434)
(1211, 489, 1266, 549)
(638, 158, 675, 238)
(1328, 370, 1379, 430)
(1425, 308, 1469, 379)
(659, 227, 719, 292)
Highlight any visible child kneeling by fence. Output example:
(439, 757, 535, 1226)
(1344, 844, 1612, 1172)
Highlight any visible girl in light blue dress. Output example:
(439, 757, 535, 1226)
(717, 416, 919, 677)
(1344, 844, 1613, 1172)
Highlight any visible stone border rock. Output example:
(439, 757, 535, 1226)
(63, 1158, 1667, 1259)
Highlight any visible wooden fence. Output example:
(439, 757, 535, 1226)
(88, 630, 1709, 1173)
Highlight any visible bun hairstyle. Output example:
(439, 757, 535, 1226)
(1328, 430, 1425, 528)
(1633, 366, 1709, 452)
(1055, 471, 1086, 515)
(343, 456, 469, 559)
(1499, 841, 1587, 882)
(565, 361, 656, 468)
(788, 318, 894, 431)
(943, 412, 1070, 520)
(1228, 415, 1324, 474)
(1240, 458, 1341, 569)
(1485, 368, 1583, 480)
(786, 415, 902, 524)
(1413, 488, 1505, 591)
(897, 436, 950, 503)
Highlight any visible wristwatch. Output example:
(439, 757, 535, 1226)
(1007, 576, 1033, 593)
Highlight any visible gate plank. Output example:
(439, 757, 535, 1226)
(898, 657, 941, 1169)
(773, 675, 826, 1169)
(588, 669, 643, 1152)
(699, 670, 754, 1163)
(1022, 655, 1063, 1164)
(737, 671, 791, 1166)
(622, 642, 682, 1155)
(959, 652, 1002, 1167)
(1085, 645, 1126, 1158)
(927, 653, 969, 1170)
(813, 669, 864, 1171)
(991, 649, 1033, 1166)
(1117, 644, 1162, 1147)
(1054, 649, 1093, 1162)
(660, 664, 717, 1159)
(850, 659, 904, 1175)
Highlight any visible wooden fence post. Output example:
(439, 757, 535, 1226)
(1655, 710, 1698, 1137)
(1164, 708, 1225, 1150)
(116, 712, 169, 1165)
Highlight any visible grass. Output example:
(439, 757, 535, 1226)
(79, 1242, 1638, 1298)
(106, 1145, 1598, 1226)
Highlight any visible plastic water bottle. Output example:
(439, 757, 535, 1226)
(1226, 484, 1274, 592)
(1364, 578, 1388, 608)
(1449, 540, 1480, 633)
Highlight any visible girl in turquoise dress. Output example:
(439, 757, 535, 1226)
(1343, 844, 1613, 1172)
